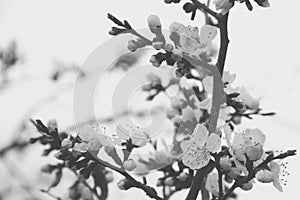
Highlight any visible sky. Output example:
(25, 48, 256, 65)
(0, 0, 300, 200)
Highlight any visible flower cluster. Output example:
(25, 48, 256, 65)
(28, 1, 297, 200)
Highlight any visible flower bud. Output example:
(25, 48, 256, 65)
(72, 143, 89, 154)
(164, 43, 174, 52)
(219, 156, 232, 171)
(256, 170, 274, 183)
(127, 40, 138, 52)
(61, 138, 72, 149)
(123, 159, 137, 171)
(241, 181, 254, 191)
(104, 170, 114, 183)
(117, 179, 130, 190)
(245, 145, 263, 161)
(147, 15, 162, 35)
(178, 172, 189, 182)
(232, 115, 242, 125)
(152, 41, 164, 50)
(228, 167, 242, 179)
(47, 119, 57, 131)
(164, 0, 172, 3)
(183, 3, 195, 13)
(149, 55, 161, 67)
(213, 0, 233, 14)
(164, 177, 174, 186)
(261, 0, 270, 7)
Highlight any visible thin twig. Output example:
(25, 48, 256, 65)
(88, 152, 163, 200)
(191, 0, 219, 19)
(220, 150, 297, 200)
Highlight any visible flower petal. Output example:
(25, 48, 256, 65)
(206, 133, 221, 153)
(193, 124, 209, 146)
(270, 161, 281, 175)
(182, 150, 210, 169)
(199, 25, 218, 48)
(245, 128, 266, 146)
(273, 179, 283, 192)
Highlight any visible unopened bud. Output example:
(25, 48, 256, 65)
(152, 41, 164, 50)
(219, 156, 232, 171)
(241, 181, 253, 191)
(61, 138, 72, 149)
(47, 119, 57, 131)
(104, 170, 114, 183)
(164, 43, 174, 52)
(245, 145, 263, 161)
(256, 170, 273, 183)
(178, 172, 189, 182)
(127, 40, 138, 52)
(147, 15, 162, 35)
(117, 179, 130, 190)
(123, 159, 137, 171)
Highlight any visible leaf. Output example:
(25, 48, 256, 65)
(107, 13, 124, 27)
(199, 25, 218, 48)
(123, 20, 132, 29)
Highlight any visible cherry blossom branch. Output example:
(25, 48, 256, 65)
(88, 152, 163, 200)
(184, 2, 231, 200)
(220, 150, 297, 200)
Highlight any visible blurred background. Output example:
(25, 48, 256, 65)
(0, 0, 299, 199)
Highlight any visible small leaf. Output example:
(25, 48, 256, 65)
(123, 20, 132, 29)
(107, 13, 124, 27)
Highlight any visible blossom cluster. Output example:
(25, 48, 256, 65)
(29, 0, 296, 200)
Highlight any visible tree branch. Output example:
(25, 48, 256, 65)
(191, 0, 219, 19)
(216, 13, 230, 76)
(88, 152, 163, 200)
(185, 161, 215, 200)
